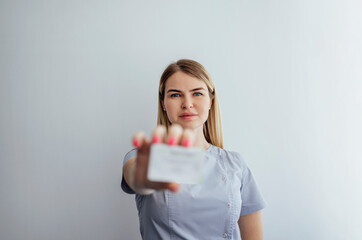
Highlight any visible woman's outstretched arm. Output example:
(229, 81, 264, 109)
(123, 125, 193, 194)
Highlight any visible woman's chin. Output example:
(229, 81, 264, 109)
(174, 121, 203, 131)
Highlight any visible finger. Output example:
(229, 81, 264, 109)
(133, 131, 147, 148)
(167, 124, 183, 145)
(168, 183, 180, 192)
(152, 125, 167, 144)
(147, 181, 180, 193)
(180, 128, 194, 147)
(133, 131, 151, 187)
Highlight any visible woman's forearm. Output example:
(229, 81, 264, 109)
(238, 211, 264, 240)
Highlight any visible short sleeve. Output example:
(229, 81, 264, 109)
(239, 155, 267, 216)
(121, 148, 137, 194)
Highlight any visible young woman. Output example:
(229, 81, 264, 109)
(122, 59, 266, 240)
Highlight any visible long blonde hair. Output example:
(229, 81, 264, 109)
(157, 59, 223, 149)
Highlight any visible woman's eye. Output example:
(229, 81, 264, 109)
(194, 92, 203, 96)
(170, 93, 181, 98)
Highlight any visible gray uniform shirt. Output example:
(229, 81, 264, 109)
(121, 144, 267, 240)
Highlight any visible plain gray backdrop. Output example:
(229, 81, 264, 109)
(1, 0, 361, 239)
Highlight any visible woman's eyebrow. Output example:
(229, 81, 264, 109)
(190, 87, 206, 92)
(166, 87, 206, 93)
(167, 89, 182, 93)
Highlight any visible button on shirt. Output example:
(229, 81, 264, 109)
(121, 144, 267, 240)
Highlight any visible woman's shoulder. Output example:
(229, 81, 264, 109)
(207, 144, 248, 171)
(123, 148, 137, 165)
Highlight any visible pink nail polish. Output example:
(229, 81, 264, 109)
(169, 137, 176, 145)
(152, 136, 160, 143)
(133, 139, 139, 147)
(183, 139, 191, 147)
(170, 184, 179, 192)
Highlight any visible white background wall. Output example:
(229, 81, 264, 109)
(1, 0, 361, 239)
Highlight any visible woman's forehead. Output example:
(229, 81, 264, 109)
(165, 72, 207, 91)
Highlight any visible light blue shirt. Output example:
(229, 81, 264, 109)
(121, 144, 267, 240)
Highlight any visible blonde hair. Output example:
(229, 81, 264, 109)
(157, 59, 223, 149)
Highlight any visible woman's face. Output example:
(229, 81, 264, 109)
(163, 71, 212, 131)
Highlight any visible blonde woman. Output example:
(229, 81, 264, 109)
(122, 59, 266, 240)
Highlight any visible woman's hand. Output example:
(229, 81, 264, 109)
(123, 124, 194, 195)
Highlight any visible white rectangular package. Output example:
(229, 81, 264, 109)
(147, 144, 205, 184)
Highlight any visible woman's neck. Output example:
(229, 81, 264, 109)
(191, 126, 210, 150)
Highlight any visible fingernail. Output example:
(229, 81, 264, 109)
(170, 184, 179, 192)
(168, 137, 176, 145)
(133, 139, 139, 147)
(183, 139, 191, 147)
(152, 136, 160, 143)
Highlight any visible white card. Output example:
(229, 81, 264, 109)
(147, 144, 205, 184)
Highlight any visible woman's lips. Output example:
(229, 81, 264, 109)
(179, 113, 197, 119)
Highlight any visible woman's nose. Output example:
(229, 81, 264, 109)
(182, 97, 193, 109)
